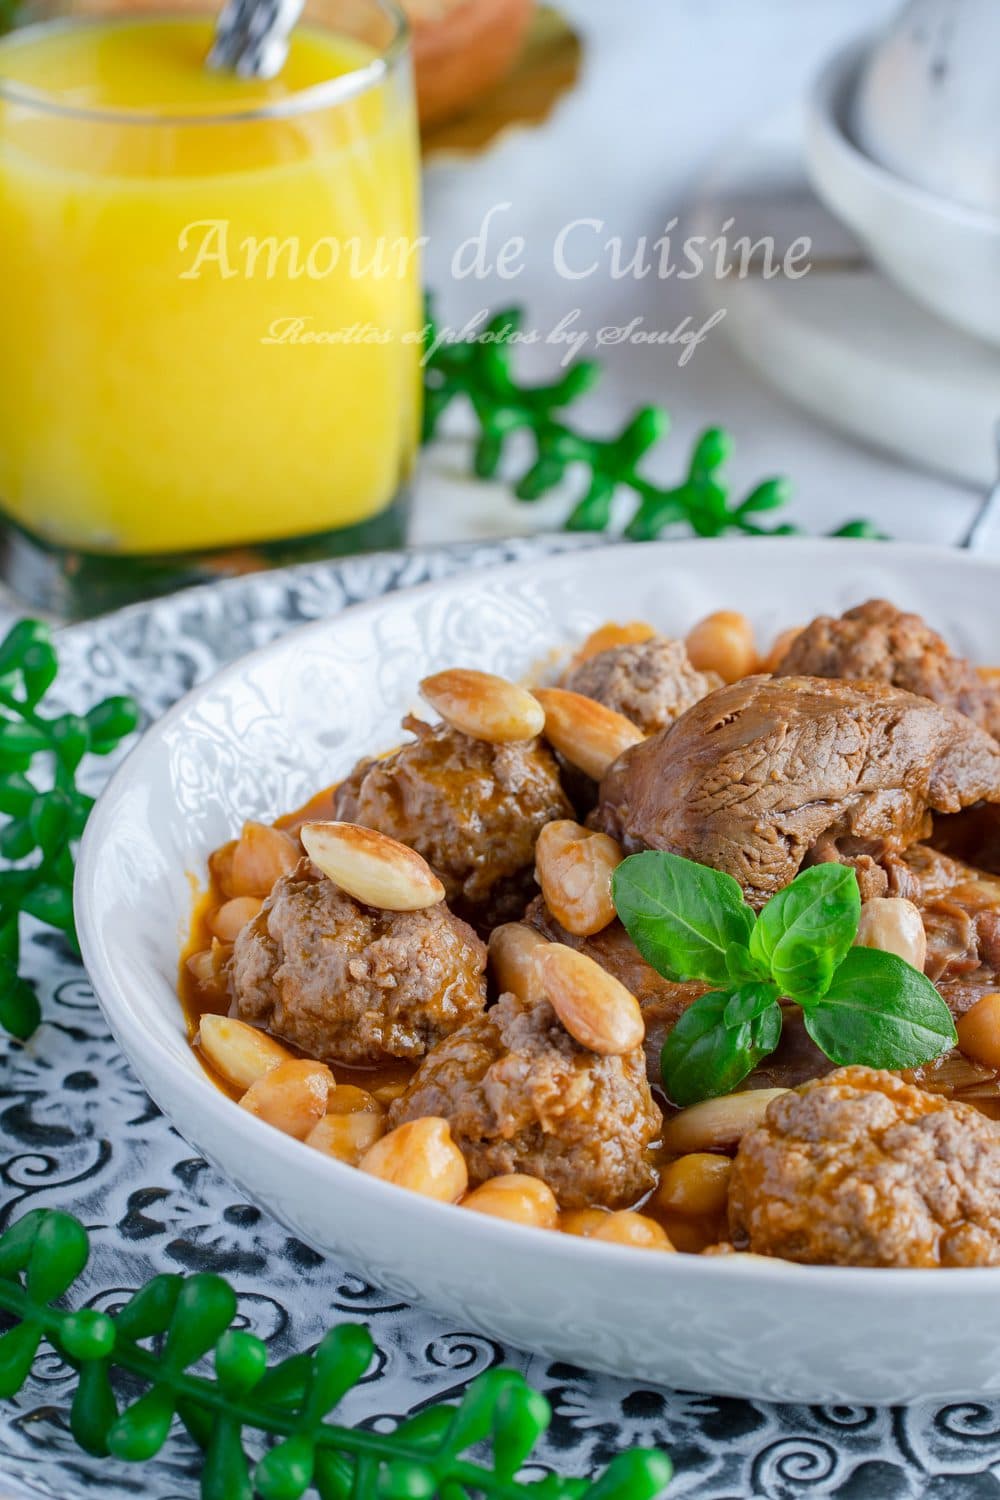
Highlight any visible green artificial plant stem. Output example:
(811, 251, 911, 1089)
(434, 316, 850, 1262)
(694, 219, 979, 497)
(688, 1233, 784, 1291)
(421, 303, 887, 544)
(0, 1209, 673, 1500)
(0, 618, 139, 1040)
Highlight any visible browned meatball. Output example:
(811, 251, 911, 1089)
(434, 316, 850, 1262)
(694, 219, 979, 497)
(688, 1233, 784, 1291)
(333, 715, 572, 930)
(388, 990, 661, 1208)
(563, 636, 720, 736)
(229, 860, 487, 1067)
(776, 599, 1000, 738)
(729, 1067, 1000, 1267)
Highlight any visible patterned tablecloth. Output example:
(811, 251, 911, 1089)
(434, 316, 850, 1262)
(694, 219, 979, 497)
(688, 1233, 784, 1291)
(1, 538, 998, 1500)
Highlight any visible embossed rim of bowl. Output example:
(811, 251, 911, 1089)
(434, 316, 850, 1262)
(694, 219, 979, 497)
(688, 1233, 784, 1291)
(75, 539, 1000, 1404)
(808, 36, 1000, 232)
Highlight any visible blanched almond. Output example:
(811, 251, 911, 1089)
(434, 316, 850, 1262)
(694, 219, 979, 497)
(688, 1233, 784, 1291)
(209, 895, 264, 944)
(359, 1117, 468, 1202)
(533, 688, 643, 781)
(307, 1111, 386, 1164)
(461, 1174, 559, 1228)
(488, 922, 549, 1004)
(300, 821, 444, 911)
(535, 820, 622, 936)
(239, 1058, 334, 1139)
(419, 668, 544, 744)
(567, 621, 656, 672)
(660, 1089, 788, 1154)
(590, 1211, 674, 1250)
(198, 1013, 294, 1091)
(538, 942, 644, 1056)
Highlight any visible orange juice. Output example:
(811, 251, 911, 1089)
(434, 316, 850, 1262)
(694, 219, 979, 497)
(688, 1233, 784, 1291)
(0, 13, 421, 555)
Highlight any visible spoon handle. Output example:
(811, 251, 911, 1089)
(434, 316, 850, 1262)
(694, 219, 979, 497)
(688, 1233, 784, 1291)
(961, 421, 1000, 554)
(207, 0, 305, 79)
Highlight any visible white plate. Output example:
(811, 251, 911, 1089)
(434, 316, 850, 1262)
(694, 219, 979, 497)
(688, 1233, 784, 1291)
(75, 537, 1000, 1406)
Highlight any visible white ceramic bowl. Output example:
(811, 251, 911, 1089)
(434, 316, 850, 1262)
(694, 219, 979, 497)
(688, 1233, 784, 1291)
(807, 39, 1000, 347)
(76, 538, 1000, 1405)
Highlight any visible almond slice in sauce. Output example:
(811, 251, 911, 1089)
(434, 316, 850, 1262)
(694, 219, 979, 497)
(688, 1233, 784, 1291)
(533, 687, 643, 781)
(300, 821, 445, 911)
(419, 668, 545, 744)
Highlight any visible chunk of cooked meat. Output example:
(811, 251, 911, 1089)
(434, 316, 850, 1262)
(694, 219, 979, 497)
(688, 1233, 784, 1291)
(333, 715, 572, 930)
(563, 636, 720, 736)
(891, 843, 1000, 1015)
(597, 675, 1000, 908)
(775, 599, 1000, 738)
(524, 895, 829, 1092)
(387, 989, 660, 1208)
(729, 1067, 1000, 1266)
(229, 859, 487, 1067)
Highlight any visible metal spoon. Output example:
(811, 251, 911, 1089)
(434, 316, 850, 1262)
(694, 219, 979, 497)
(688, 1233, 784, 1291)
(207, 0, 305, 79)
(961, 421, 1000, 554)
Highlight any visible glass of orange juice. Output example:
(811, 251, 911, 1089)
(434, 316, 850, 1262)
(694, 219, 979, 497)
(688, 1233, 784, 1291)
(0, 0, 422, 615)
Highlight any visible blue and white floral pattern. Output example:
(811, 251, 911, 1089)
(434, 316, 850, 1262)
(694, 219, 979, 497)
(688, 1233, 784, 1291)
(0, 537, 998, 1500)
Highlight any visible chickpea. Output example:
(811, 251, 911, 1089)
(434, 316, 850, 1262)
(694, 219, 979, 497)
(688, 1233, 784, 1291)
(462, 1174, 559, 1229)
(655, 1153, 732, 1218)
(657, 1213, 717, 1254)
(855, 897, 927, 972)
(685, 611, 757, 684)
(186, 938, 232, 999)
(534, 820, 622, 937)
(327, 1085, 384, 1116)
(567, 621, 656, 672)
(209, 895, 264, 944)
(229, 821, 300, 899)
(359, 1117, 468, 1203)
(239, 1059, 334, 1140)
(761, 625, 802, 674)
(957, 992, 1000, 1071)
(559, 1208, 609, 1237)
(590, 1212, 674, 1250)
(307, 1111, 385, 1165)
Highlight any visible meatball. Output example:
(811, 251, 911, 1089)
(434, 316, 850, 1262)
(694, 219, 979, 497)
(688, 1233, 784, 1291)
(229, 860, 487, 1067)
(776, 599, 1000, 738)
(333, 715, 572, 929)
(388, 990, 661, 1208)
(563, 636, 720, 736)
(729, 1067, 1000, 1267)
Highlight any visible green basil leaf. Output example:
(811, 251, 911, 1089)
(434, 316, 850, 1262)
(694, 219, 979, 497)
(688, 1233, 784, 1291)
(0, 819, 36, 862)
(802, 946, 957, 1069)
(613, 851, 755, 984)
(0, 772, 36, 818)
(723, 982, 781, 1028)
(749, 863, 860, 1001)
(21, 882, 75, 934)
(660, 986, 782, 1106)
(29, 792, 71, 861)
(50, 715, 89, 773)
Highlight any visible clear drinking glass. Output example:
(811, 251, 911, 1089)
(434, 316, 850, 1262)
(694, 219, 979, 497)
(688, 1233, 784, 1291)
(0, 0, 421, 615)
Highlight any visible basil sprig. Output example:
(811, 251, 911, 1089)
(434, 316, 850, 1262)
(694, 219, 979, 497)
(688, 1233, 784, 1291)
(612, 852, 957, 1107)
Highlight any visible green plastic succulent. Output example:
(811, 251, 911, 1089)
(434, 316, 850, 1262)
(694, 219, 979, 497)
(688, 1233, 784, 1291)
(0, 1209, 673, 1500)
(422, 304, 885, 543)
